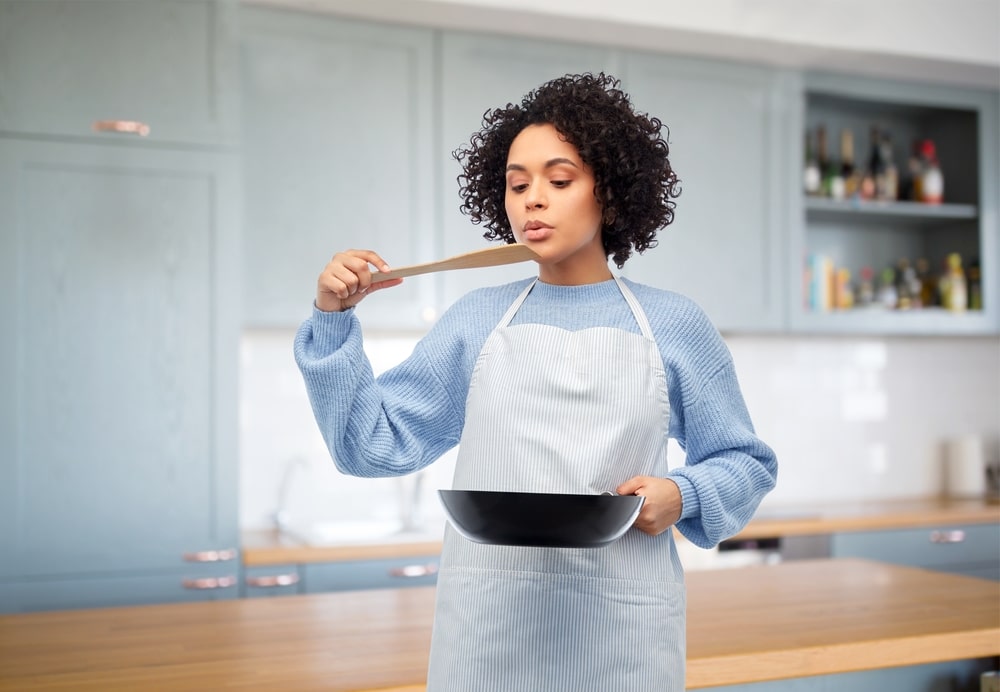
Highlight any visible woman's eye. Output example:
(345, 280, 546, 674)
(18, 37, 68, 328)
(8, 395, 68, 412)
(551, 180, 571, 188)
(510, 183, 528, 193)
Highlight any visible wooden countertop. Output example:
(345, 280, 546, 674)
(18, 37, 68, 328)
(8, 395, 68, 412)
(1, 559, 997, 691)
(242, 497, 999, 566)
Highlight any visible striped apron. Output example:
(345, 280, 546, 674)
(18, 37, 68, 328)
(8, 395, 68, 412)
(426, 278, 685, 692)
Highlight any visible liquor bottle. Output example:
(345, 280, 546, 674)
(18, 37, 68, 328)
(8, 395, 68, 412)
(918, 140, 944, 204)
(915, 257, 934, 307)
(816, 125, 836, 197)
(877, 266, 898, 309)
(839, 129, 859, 199)
(895, 258, 914, 310)
(877, 133, 899, 201)
(903, 139, 923, 201)
(803, 130, 821, 196)
(857, 266, 876, 307)
(941, 253, 967, 312)
(860, 127, 880, 200)
(968, 258, 982, 310)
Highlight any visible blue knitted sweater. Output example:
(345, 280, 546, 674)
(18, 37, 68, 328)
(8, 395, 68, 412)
(294, 276, 777, 548)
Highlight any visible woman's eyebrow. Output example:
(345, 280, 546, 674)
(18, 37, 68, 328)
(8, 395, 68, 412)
(506, 157, 580, 172)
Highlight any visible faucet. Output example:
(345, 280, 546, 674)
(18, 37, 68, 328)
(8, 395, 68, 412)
(272, 455, 308, 533)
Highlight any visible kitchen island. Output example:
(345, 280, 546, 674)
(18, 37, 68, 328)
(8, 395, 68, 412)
(1, 559, 997, 690)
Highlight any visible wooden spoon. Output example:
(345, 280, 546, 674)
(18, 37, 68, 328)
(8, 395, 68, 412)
(370, 244, 539, 282)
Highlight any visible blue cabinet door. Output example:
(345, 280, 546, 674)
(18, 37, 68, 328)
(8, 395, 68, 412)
(240, 7, 437, 329)
(620, 53, 791, 332)
(0, 139, 240, 612)
(437, 32, 617, 305)
(831, 523, 1000, 580)
(0, 0, 238, 146)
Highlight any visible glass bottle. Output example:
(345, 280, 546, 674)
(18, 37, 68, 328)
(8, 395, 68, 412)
(803, 130, 821, 196)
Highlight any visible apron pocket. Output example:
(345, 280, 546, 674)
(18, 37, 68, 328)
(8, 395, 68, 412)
(427, 566, 686, 692)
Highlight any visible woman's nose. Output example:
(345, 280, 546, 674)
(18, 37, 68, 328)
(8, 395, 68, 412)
(525, 189, 546, 209)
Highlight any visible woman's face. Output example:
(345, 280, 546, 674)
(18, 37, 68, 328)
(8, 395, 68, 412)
(504, 123, 610, 285)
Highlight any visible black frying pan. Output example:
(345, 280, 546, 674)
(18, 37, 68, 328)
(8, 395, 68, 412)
(438, 489, 645, 548)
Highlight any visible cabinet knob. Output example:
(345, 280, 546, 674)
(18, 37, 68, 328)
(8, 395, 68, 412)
(182, 576, 237, 590)
(928, 529, 966, 544)
(388, 563, 439, 578)
(92, 119, 151, 137)
(183, 548, 238, 562)
(245, 573, 300, 588)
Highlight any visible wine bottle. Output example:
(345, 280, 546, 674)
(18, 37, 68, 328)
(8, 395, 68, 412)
(803, 130, 821, 196)
(840, 129, 860, 198)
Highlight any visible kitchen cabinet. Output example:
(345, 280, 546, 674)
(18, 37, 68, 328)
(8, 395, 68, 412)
(240, 7, 437, 329)
(619, 52, 792, 332)
(830, 522, 1000, 581)
(711, 659, 995, 692)
(436, 31, 617, 306)
(790, 72, 1000, 335)
(0, 138, 241, 613)
(302, 555, 440, 593)
(0, 0, 239, 147)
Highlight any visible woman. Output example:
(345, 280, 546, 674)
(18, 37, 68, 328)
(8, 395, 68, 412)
(295, 72, 777, 691)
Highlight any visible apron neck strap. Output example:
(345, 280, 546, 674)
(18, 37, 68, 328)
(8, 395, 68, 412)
(497, 277, 655, 341)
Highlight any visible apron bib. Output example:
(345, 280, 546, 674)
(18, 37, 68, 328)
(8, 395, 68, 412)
(427, 278, 685, 692)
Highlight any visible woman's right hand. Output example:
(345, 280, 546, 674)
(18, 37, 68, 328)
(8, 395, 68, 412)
(316, 249, 403, 312)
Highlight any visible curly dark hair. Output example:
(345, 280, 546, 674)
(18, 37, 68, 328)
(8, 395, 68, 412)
(453, 72, 680, 268)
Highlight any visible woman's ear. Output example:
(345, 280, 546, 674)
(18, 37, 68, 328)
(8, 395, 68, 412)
(603, 206, 618, 226)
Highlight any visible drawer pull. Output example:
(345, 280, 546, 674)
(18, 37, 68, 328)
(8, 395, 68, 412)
(245, 573, 300, 588)
(929, 530, 966, 544)
(183, 548, 238, 563)
(182, 576, 237, 590)
(388, 563, 439, 579)
(92, 119, 151, 137)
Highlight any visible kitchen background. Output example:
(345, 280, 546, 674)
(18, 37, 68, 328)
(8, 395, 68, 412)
(241, 331, 1000, 538)
(2, 0, 998, 611)
(234, 0, 1000, 540)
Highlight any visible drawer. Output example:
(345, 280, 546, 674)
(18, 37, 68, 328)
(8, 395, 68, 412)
(831, 523, 1000, 570)
(302, 556, 440, 593)
(241, 565, 303, 598)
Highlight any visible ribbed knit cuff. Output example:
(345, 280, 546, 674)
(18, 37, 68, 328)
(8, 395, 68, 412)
(671, 474, 701, 521)
(308, 304, 357, 353)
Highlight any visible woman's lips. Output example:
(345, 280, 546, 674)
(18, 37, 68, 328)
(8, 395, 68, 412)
(523, 221, 552, 242)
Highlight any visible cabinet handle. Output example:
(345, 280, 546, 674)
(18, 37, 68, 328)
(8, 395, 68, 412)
(182, 576, 237, 590)
(929, 529, 966, 544)
(183, 548, 238, 563)
(92, 119, 151, 137)
(388, 563, 439, 578)
(245, 573, 300, 588)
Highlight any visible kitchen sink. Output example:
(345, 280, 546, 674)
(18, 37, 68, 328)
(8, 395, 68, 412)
(283, 519, 446, 546)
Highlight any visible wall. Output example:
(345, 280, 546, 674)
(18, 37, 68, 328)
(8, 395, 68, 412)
(239, 328, 1000, 533)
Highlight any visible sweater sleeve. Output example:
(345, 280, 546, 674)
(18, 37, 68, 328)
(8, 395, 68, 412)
(668, 359, 778, 548)
(640, 288, 777, 549)
(292, 306, 466, 478)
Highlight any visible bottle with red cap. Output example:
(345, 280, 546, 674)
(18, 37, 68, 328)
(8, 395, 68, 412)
(917, 139, 944, 204)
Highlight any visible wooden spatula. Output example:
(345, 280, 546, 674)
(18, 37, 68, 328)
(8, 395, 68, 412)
(370, 244, 539, 281)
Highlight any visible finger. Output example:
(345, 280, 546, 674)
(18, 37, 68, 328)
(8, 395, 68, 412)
(616, 476, 648, 496)
(342, 249, 392, 275)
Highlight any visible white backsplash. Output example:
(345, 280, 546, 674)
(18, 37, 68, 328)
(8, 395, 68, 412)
(240, 328, 1000, 532)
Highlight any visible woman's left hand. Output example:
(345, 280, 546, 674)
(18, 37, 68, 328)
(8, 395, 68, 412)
(616, 476, 682, 536)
